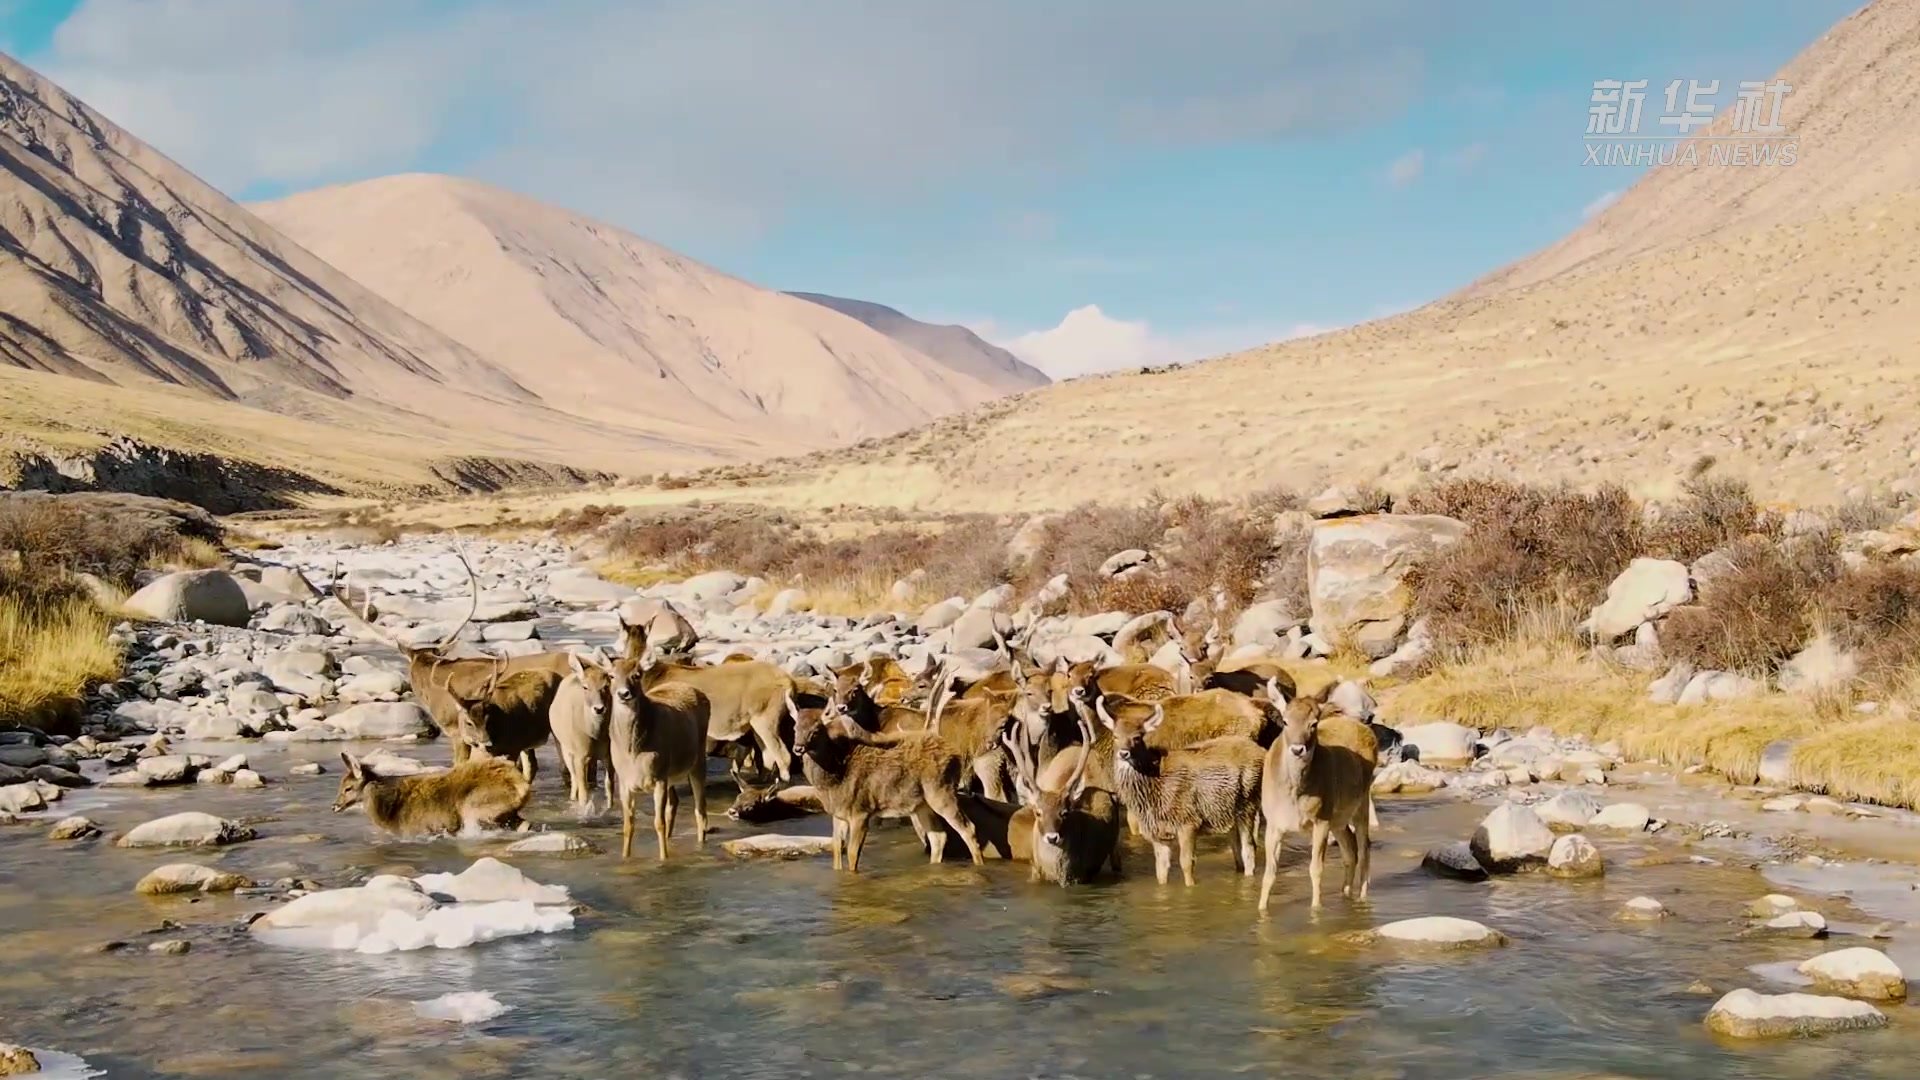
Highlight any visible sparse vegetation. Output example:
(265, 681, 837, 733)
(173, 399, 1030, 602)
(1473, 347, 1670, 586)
(1660, 534, 1839, 674)
(0, 492, 225, 730)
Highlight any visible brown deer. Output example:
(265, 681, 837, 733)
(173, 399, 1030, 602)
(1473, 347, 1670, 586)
(608, 655, 712, 860)
(447, 665, 559, 781)
(628, 622, 795, 781)
(331, 555, 574, 765)
(1097, 696, 1263, 886)
(726, 778, 825, 822)
(1002, 714, 1121, 885)
(550, 651, 616, 811)
(331, 753, 530, 836)
(1257, 680, 1379, 911)
(794, 709, 985, 873)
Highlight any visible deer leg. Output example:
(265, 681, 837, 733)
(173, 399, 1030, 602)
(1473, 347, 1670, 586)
(846, 813, 871, 873)
(1353, 804, 1373, 901)
(925, 787, 984, 865)
(751, 707, 794, 782)
(1151, 840, 1172, 884)
(652, 782, 671, 860)
(1308, 819, 1332, 909)
(831, 815, 847, 870)
(1335, 820, 1360, 898)
(690, 767, 709, 845)
(1177, 824, 1197, 887)
(1109, 835, 1124, 875)
(974, 752, 1008, 802)
(909, 804, 945, 864)
(620, 781, 637, 860)
(1258, 817, 1284, 913)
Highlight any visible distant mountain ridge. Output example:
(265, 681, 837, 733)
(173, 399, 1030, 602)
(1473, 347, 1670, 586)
(788, 292, 1050, 392)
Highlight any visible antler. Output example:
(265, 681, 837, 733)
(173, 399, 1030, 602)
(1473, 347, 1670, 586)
(432, 546, 481, 654)
(327, 558, 403, 650)
(925, 657, 954, 733)
(1066, 711, 1096, 798)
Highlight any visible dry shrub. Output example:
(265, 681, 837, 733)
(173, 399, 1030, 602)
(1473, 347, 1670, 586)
(1660, 534, 1838, 673)
(1818, 559, 1920, 682)
(600, 507, 1012, 610)
(0, 492, 223, 587)
(1406, 480, 1643, 656)
(1644, 477, 1777, 563)
(1037, 497, 1277, 620)
(1830, 494, 1904, 534)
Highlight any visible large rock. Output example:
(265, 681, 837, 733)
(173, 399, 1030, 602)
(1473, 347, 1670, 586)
(617, 596, 699, 654)
(135, 863, 255, 895)
(1098, 549, 1151, 577)
(915, 598, 967, 633)
(1345, 916, 1506, 950)
(325, 702, 434, 739)
(1327, 680, 1378, 723)
(1469, 803, 1554, 873)
(135, 754, 197, 785)
(1421, 842, 1490, 882)
(1536, 790, 1603, 830)
(1798, 948, 1907, 1002)
(722, 834, 836, 859)
(258, 605, 333, 636)
(1590, 802, 1652, 831)
(946, 606, 1009, 650)
(681, 570, 747, 603)
(0, 1044, 40, 1076)
(1372, 760, 1447, 795)
(1232, 599, 1302, 649)
(1546, 834, 1604, 878)
(0, 784, 46, 814)
(1307, 515, 1468, 658)
(123, 570, 251, 627)
(1704, 990, 1886, 1039)
(1307, 484, 1390, 519)
(117, 811, 254, 848)
(1678, 670, 1761, 705)
(1584, 559, 1691, 643)
(1397, 722, 1478, 763)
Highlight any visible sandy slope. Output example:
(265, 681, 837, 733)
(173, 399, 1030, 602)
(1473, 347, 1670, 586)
(251, 175, 1005, 448)
(787, 292, 1050, 392)
(714, 0, 1920, 513)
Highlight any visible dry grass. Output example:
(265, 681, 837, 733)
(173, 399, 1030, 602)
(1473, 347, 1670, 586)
(1660, 534, 1838, 674)
(0, 589, 121, 732)
(1385, 631, 1920, 809)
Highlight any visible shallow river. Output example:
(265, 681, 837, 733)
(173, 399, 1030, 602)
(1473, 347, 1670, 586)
(3, 740, 1918, 1079)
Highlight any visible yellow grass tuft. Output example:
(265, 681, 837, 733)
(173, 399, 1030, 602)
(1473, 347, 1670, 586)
(1385, 633, 1920, 809)
(0, 592, 121, 730)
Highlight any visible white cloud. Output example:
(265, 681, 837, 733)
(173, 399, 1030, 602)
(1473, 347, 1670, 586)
(1386, 148, 1426, 188)
(1002, 305, 1334, 380)
(32, 0, 1449, 246)
(1582, 189, 1622, 219)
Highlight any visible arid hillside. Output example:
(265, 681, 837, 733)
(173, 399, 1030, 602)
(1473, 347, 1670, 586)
(0, 56, 1015, 506)
(252, 175, 1004, 449)
(693, 0, 1920, 514)
(787, 291, 1050, 393)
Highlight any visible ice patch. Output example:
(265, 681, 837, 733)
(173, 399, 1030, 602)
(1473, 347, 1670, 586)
(414, 991, 513, 1024)
(251, 861, 574, 953)
(22, 1049, 106, 1078)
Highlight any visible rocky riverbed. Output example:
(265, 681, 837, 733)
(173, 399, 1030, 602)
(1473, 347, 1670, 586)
(3, 535, 1919, 1076)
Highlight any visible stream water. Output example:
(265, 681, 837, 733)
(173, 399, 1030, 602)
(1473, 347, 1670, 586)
(4, 738, 1918, 1079)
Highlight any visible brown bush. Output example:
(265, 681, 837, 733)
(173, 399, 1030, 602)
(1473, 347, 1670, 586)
(1644, 477, 1777, 563)
(1830, 495, 1904, 534)
(0, 492, 221, 587)
(1660, 535, 1838, 673)
(1406, 480, 1644, 656)
(1818, 559, 1920, 681)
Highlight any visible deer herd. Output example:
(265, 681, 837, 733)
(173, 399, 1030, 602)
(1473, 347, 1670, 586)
(326, 556, 1384, 910)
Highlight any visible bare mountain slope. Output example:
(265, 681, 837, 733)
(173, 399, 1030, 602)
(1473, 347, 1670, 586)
(787, 292, 1050, 392)
(251, 175, 1005, 447)
(716, 0, 1920, 514)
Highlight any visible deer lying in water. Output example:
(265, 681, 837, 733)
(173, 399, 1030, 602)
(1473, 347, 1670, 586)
(331, 555, 573, 766)
(795, 704, 985, 873)
(331, 753, 530, 836)
(609, 655, 712, 860)
(1098, 695, 1263, 886)
(1003, 713, 1121, 885)
(1258, 679, 1379, 911)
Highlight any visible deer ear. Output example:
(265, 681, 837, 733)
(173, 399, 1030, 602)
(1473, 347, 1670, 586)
(1265, 676, 1291, 708)
(1093, 693, 1116, 730)
(340, 752, 360, 778)
(1143, 705, 1165, 734)
(568, 652, 587, 679)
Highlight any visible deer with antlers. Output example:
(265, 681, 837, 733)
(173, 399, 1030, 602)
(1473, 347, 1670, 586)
(1002, 711, 1121, 885)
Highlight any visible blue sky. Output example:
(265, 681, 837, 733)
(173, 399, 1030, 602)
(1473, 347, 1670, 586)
(2, 0, 1862, 376)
